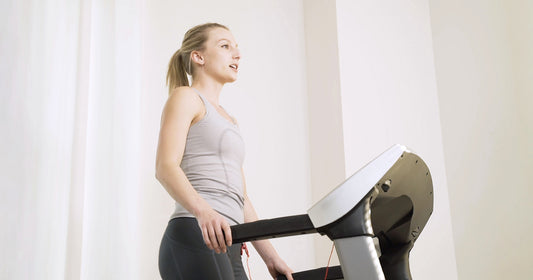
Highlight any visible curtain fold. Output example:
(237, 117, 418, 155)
(2, 0, 145, 279)
(80, 0, 143, 278)
(2, 0, 80, 278)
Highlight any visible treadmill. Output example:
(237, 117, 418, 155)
(231, 144, 434, 280)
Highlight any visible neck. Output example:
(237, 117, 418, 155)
(191, 75, 224, 106)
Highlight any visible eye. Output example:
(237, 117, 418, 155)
(221, 44, 229, 49)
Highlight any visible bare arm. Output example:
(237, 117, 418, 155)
(242, 169, 294, 280)
(155, 87, 232, 253)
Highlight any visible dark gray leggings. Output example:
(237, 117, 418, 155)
(159, 217, 248, 280)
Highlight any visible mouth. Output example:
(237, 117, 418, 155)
(229, 64, 239, 71)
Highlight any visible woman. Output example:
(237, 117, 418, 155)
(155, 23, 294, 280)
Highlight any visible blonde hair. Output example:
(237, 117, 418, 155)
(166, 23, 229, 94)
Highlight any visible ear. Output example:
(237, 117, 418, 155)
(190, 51, 205, 66)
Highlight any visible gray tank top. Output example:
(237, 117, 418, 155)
(170, 88, 246, 225)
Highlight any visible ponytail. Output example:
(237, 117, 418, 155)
(166, 49, 190, 94)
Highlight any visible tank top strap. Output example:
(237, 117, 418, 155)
(190, 87, 238, 126)
(190, 87, 211, 112)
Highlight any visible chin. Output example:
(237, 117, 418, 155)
(226, 74, 238, 83)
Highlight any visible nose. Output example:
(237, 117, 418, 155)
(232, 47, 241, 60)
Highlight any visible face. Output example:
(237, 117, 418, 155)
(192, 27, 241, 84)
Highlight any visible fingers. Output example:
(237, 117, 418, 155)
(201, 223, 221, 253)
(285, 271, 294, 280)
(210, 224, 227, 254)
(201, 224, 212, 250)
(199, 214, 229, 254)
(274, 260, 294, 280)
(215, 224, 227, 253)
(281, 266, 294, 280)
(223, 223, 232, 247)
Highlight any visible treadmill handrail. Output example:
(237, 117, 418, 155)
(230, 214, 317, 244)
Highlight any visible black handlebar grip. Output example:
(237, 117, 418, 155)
(230, 214, 317, 244)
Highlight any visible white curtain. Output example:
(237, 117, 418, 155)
(1, 0, 165, 278)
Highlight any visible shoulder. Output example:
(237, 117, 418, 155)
(166, 87, 204, 110)
(167, 86, 201, 105)
(163, 87, 204, 120)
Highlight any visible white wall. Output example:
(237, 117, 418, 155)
(334, 0, 458, 279)
(303, 0, 346, 268)
(506, 1, 533, 161)
(429, 0, 533, 278)
(140, 0, 315, 279)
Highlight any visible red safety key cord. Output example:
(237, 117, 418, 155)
(241, 243, 252, 280)
(324, 243, 335, 280)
